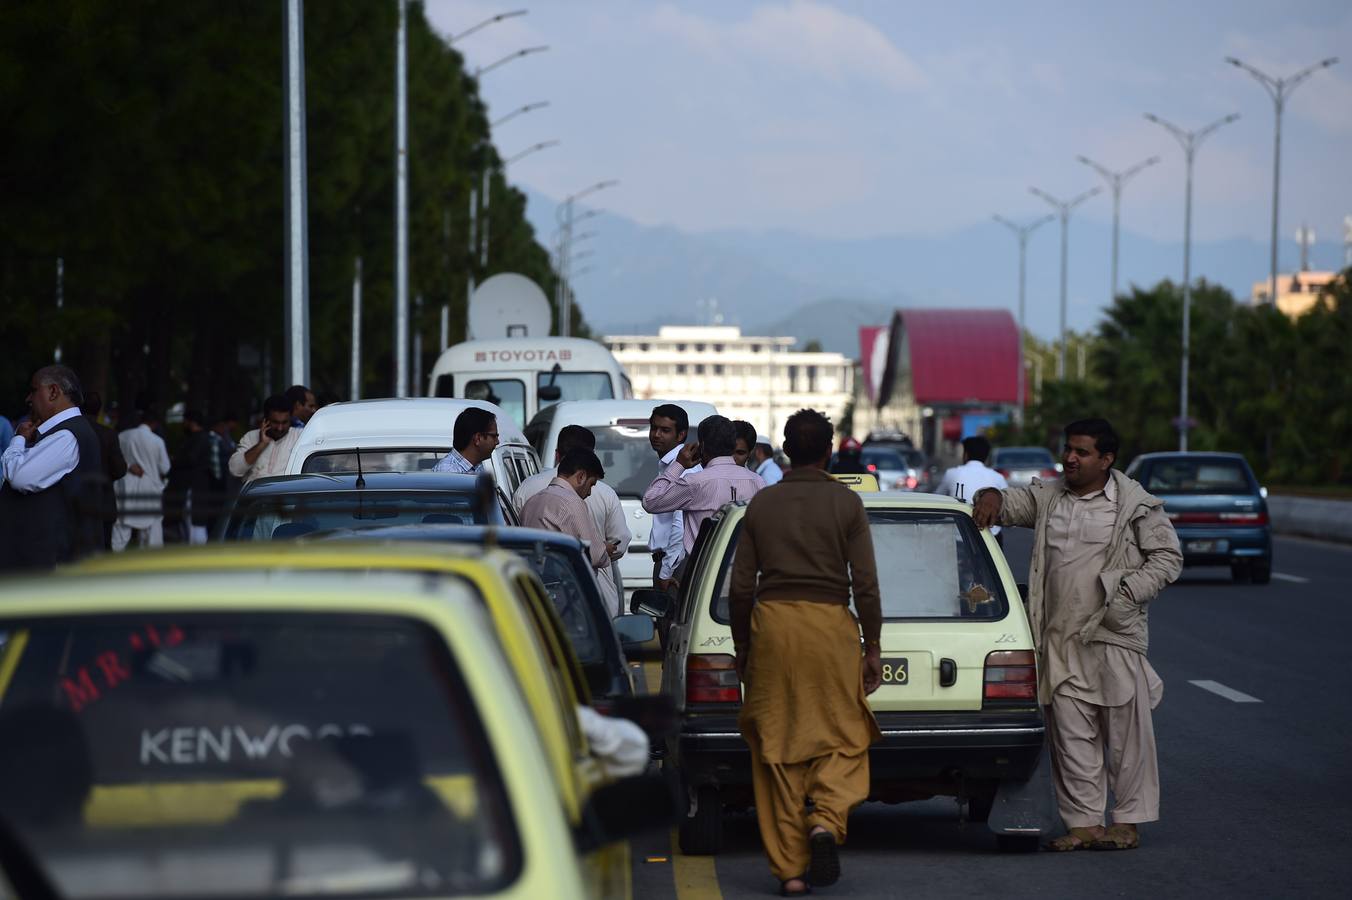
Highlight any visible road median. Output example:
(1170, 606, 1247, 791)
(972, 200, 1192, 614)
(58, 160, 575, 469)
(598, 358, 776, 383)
(1268, 494, 1352, 544)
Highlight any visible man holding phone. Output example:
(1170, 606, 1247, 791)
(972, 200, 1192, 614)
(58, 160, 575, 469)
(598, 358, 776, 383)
(228, 395, 302, 485)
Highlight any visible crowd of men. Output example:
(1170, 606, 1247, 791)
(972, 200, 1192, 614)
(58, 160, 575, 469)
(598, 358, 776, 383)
(3, 364, 1182, 893)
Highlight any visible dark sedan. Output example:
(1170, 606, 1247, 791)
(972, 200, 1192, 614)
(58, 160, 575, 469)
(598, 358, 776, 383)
(1126, 452, 1271, 583)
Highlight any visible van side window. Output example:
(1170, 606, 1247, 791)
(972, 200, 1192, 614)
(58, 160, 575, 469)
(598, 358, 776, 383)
(434, 374, 454, 398)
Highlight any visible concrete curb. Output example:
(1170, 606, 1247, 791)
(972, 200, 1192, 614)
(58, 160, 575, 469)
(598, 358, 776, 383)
(1268, 495, 1352, 544)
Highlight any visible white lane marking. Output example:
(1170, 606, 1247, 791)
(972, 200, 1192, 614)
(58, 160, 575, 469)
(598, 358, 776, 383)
(1189, 680, 1262, 703)
(1272, 572, 1310, 583)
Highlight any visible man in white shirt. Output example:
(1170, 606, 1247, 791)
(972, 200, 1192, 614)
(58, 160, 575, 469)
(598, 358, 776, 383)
(512, 425, 630, 606)
(228, 395, 304, 485)
(647, 404, 700, 592)
(113, 409, 172, 551)
(937, 436, 1009, 544)
(752, 433, 784, 486)
(432, 407, 499, 475)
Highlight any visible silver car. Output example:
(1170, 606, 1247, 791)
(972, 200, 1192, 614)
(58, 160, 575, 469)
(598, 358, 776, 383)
(990, 446, 1061, 487)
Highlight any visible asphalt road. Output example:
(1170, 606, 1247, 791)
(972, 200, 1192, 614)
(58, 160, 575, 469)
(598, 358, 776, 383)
(632, 529, 1352, 899)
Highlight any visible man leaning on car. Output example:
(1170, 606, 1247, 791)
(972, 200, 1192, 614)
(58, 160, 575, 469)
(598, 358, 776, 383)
(973, 418, 1182, 852)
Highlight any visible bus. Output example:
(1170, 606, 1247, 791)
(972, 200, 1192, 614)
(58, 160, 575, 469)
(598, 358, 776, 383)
(427, 337, 632, 429)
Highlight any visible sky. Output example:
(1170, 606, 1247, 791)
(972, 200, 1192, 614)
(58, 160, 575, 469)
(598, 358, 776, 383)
(425, 0, 1351, 248)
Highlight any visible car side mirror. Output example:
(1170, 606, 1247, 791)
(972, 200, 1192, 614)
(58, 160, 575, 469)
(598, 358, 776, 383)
(612, 613, 656, 649)
(630, 588, 672, 619)
(538, 384, 562, 402)
(1017, 583, 1029, 603)
(576, 772, 679, 852)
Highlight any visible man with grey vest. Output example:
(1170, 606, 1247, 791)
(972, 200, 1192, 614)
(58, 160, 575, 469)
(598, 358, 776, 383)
(0, 366, 104, 570)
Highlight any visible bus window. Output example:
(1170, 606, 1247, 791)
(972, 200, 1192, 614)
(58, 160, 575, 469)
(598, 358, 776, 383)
(466, 379, 526, 426)
(536, 372, 614, 410)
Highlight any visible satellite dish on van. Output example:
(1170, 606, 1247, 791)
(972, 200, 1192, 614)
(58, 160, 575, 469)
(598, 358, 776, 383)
(468, 273, 552, 339)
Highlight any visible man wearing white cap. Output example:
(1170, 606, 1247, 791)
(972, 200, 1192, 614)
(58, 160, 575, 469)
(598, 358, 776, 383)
(752, 434, 784, 486)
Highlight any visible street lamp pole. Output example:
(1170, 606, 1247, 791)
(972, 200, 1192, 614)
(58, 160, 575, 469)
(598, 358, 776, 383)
(450, 9, 527, 44)
(555, 181, 618, 336)
(1145, 111, 1241, 452)
(503, 139, 559, 167)
(994, 213, 1055, 424)
(1076, 154, 1161, 302)
(492, 100, 549, 130)
(1225, 55, 1339, 306)
(1029, 185, 1102, 379)
(282, 0, 311, 387)
(393, 0, 409, 397)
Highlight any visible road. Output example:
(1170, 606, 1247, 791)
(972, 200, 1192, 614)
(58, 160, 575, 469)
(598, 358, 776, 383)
(631, 530, 1352, 898)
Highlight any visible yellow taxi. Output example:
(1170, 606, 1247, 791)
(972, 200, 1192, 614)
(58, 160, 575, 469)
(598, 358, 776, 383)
(633, 491, 1047, 855)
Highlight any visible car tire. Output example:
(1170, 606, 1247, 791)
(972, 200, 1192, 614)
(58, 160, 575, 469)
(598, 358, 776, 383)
(677, 786, 724, 855)
(967, 790, 995, 823)
(996, 834, 1040, 853)
(1250, 558, 1272, 585)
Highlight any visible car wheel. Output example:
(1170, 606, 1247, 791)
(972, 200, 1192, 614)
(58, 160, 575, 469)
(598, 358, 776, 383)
(1249, 558, 1272, 585)
(996, 834, 1040, 853)
(677, 786, 724, 855)
(966, 790, 995, 823)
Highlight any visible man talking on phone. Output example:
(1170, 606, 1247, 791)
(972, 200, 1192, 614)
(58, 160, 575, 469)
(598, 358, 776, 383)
(229, 395, 302, 485)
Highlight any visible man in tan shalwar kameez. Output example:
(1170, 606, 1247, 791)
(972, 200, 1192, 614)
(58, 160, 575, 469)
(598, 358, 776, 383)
(730, 409, 883, 895)
(974, 418, 1182, 852)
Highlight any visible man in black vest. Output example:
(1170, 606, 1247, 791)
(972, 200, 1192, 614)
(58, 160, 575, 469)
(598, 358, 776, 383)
(0, 365, 104, 570)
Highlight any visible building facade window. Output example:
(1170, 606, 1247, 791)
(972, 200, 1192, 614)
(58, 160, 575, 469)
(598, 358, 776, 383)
(676, 363, 687, 374)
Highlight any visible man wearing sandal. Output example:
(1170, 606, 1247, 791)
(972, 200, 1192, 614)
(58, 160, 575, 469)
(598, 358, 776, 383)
(731, 409, 883, 895)
(973, 418, 1181, 852)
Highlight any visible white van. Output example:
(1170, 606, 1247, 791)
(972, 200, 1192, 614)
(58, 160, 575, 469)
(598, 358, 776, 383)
(524, 399, 720, 593)
(284, 398, 541, 505)
(427, 337, 633, 429)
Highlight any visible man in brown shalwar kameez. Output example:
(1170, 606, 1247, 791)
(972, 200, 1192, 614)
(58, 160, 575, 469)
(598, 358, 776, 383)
(730, 409, 883, 895)
(974, 418, 1181, 852)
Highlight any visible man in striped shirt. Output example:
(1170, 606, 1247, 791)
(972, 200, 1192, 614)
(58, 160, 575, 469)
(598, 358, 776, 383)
(519, 448, 619, 613)
(432, 407, 499, 475)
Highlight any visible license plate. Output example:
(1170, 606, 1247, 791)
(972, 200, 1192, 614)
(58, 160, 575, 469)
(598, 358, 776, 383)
(880, 658, 909, 685)
(1185, 539, 1228, 553)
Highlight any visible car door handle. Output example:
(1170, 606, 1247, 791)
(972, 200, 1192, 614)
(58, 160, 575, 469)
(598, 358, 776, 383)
(939, 658, 957, 687)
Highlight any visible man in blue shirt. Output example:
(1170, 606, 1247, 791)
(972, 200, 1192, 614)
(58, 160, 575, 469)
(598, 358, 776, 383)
(433, 407, 500, 474)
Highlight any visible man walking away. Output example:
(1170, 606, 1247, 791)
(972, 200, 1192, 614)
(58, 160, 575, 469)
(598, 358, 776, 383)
(643, 415, 765, 572)
(229, 396, 302, 485)
(732, 420, 758, 467)
(646, 403, 695, 591)
(973, 418, 1181, 852)
(113, 409, 172, 551)
(730, 408, 882, 895)
(519, 448, 615, 604)
(432, 407, 499, 475)
(285, 384, 317, 428)
(938, 436, 1009, 545)
(513, 424, 629, 613)
(81, 392, 128, 550)
(752, 433, 784, 486)
(0, 366, 104, 570)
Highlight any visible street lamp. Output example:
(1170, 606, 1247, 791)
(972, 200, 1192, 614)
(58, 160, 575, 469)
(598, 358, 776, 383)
(477, 45, 549, 78)
(556, 181, 619, 336)
(1145, 111, 1240, 452)
(994, 213, 1055, 423)
(1076, 154, 1160, 302)
(503, 139, 559, 167)
(492, 100, 549, 129)
(1225, 55, 1339, 306)
(450, 9, 527, 44)
(1029, 185, 1102, 379)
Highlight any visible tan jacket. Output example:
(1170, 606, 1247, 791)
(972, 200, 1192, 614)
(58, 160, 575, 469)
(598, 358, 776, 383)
(995, 469, 1182, 665)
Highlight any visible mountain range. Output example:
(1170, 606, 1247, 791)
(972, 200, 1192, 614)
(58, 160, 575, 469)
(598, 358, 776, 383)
(523, 188, 1347, 356)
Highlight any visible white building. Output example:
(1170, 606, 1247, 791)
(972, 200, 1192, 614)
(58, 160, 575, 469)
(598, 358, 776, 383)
(602, 325, 854, 441)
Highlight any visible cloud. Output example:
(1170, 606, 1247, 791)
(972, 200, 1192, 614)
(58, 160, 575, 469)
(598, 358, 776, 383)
(650, 1, 926, 93)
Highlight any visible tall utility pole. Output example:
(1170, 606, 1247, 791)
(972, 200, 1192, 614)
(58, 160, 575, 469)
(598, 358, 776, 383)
(1029, 185, 1101, 379)
(994, 213, 1054, 424)
(1076, 154, 1160, 302)
(393, 0, 409, 397)
(282, 0, 311, 386)
(350, 256, 362, 400)
(1145, 111, 1240, 452)
(1225, 55, 1339, 305)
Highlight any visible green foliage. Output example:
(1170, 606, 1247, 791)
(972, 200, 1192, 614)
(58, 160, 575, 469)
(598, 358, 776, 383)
(0, 0, 577, 419)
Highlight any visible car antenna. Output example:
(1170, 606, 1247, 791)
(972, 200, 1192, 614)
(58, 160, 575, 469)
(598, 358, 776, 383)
(355, 447, 366, 489)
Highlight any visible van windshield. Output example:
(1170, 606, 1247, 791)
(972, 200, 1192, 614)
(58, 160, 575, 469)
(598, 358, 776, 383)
(226, 491, 490, 539)
(592, 424, 661, 498)
(0, 613, 520, 897)
(536, 372, 614, 411)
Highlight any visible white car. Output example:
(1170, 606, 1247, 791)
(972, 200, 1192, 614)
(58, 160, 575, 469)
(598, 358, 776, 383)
(285, 398, 541, 506)
(525, 399, 720, 593)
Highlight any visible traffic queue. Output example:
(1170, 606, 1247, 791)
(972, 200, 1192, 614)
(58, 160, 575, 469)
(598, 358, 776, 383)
(0, 361, 1187, 898)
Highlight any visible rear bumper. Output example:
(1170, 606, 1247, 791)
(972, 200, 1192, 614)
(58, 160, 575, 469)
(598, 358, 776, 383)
(672, 710, 1045, 789)
(1174, 525, 1271, 565)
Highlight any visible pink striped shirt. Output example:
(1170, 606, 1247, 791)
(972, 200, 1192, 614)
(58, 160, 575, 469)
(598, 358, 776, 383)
(642, 456, 766, 552)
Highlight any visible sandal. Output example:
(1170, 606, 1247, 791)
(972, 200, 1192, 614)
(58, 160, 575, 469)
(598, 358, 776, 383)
(807, 830, 840, 886)
(1090, 823, 1139, 851)
(1046, 826, 1103, 852)
(779, 877, 812, 896)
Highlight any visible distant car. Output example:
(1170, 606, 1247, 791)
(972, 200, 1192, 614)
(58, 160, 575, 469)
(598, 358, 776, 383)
(899, 447, 940, 491)
(864, 429, 914, 449)
(991, 446, 1061, 488)
(1125, 452, 1271, 584)
(860, 446, 914, 490)
(219, 472, 512, 541)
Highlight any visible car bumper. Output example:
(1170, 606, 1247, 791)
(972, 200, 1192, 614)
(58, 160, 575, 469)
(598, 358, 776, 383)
(673, 710, 1045, 788)
(1174, 525, 1271, 565)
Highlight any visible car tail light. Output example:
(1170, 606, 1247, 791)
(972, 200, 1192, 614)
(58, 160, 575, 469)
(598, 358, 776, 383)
(1039, 468, 1059, 479)
(995, 468, 1010, 477)
(867, 463, 878, 473)
(905, 475, 919, 489)
(983, 650, 1036, 704)
(686, 654, 741, 704)
(1220, 511, 1268, 524)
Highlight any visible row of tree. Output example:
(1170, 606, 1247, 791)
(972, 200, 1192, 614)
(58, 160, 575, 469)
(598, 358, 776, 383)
(1001, 269, 1352, 485)
(0, 0, 582, 421)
